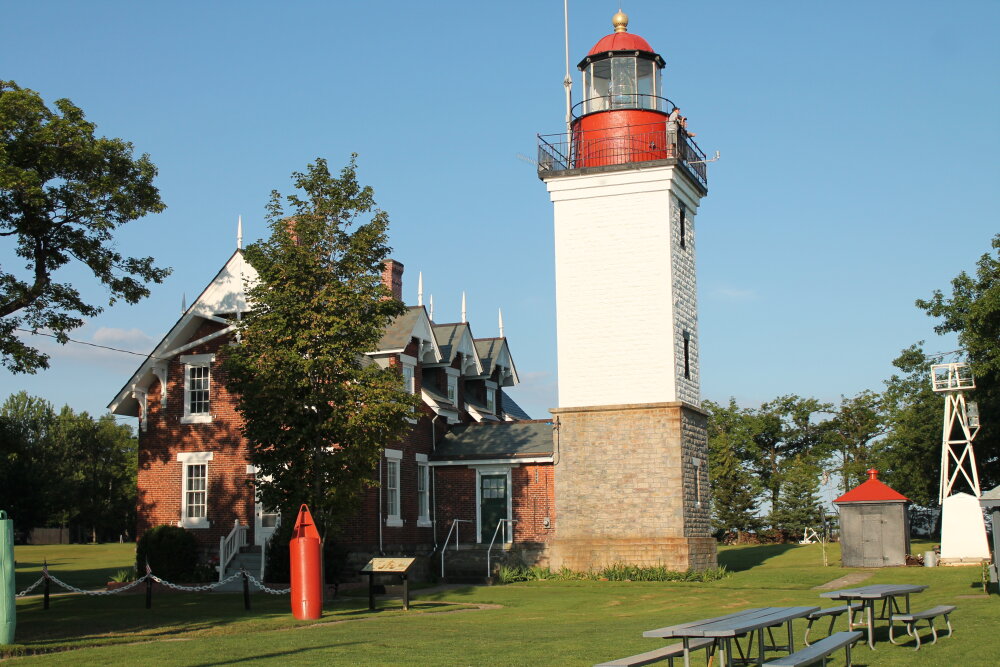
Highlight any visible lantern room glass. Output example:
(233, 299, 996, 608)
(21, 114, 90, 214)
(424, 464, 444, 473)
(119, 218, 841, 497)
(582, 55, 661, 115)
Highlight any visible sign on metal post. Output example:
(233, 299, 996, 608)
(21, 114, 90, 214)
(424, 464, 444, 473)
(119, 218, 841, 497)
(359, 557, 416, 611)
(1, 510, 15, 645)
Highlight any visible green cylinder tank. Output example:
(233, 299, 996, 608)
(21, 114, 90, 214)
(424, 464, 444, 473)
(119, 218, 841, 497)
(0, 510, 14, 645)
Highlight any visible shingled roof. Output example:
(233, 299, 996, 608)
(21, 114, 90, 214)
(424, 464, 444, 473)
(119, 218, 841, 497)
(435, 421, 553, 460)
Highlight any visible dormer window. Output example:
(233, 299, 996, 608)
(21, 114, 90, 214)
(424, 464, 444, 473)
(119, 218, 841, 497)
(447, 375, 457, 403)
(486, 387, 496, 413)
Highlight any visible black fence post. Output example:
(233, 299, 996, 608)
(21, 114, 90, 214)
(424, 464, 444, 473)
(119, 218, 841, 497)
(242, 570, 251, 611)
(145, 575, 152, 609)
(43, 575, 49, 610)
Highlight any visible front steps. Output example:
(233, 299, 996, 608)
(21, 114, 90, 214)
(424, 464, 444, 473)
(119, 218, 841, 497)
(439, 543, 517, 584)
(215, 545, 264, 592)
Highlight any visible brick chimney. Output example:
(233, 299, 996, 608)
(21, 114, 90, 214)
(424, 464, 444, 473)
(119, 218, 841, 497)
(381, 259, 404, 301)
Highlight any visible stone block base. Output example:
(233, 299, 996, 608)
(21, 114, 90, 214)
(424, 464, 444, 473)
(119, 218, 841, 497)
(546, 536, 717, 572)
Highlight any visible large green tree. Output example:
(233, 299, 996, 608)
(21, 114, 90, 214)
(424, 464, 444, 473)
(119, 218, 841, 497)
(827, 390, 888, 494)
(0, 81, 170, 373)
(878, 344, 943, 505)
(704, 399, 762, 534)
(914, 233, 1000, 492)
(224, 156, 418, 541)
(0, 391, 136, 539)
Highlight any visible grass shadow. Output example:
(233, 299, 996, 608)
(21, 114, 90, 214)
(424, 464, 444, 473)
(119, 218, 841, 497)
(717, 544, 800, 572)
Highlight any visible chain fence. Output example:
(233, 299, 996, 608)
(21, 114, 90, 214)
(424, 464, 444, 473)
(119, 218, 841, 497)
(15, 566, 291, 598)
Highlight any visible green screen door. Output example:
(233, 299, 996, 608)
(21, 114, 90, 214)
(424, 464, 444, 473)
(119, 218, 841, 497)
(480, 474, 508, 543)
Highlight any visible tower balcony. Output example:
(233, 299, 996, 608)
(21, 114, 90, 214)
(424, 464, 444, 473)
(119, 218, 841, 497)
(537, 110, 707, 189)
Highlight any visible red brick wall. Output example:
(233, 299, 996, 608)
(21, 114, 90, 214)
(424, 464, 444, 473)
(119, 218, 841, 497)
(137, 323, 254, 553)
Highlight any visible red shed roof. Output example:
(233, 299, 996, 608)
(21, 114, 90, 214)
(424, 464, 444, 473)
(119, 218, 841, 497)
(834, 469, 909, 503)
(588, 31, 655, 56)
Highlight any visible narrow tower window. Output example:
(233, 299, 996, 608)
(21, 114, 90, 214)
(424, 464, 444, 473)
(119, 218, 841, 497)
(683, 331, 691, 380)
(679, 202, 687, 249)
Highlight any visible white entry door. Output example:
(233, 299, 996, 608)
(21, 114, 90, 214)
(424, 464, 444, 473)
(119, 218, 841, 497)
(255, 503, 279, 546)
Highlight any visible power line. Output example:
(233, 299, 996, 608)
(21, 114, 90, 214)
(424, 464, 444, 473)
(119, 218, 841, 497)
(15, 327, 166, 361)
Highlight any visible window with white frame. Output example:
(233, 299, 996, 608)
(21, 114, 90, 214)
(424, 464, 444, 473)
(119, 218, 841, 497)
(180, 353, 214, 424)
(177, 451, 213, 528)
(416, 454, 431, 527)
(485, 382, 497, 413)
(446, 374, 458, 404)
(402, 364, 415, 394)
(385, 448, 402, 527)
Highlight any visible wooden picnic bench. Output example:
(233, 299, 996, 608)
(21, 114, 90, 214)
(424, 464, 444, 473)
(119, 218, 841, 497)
(803, 603, 862, 645)
(763, 631, 862, 666)
(594, 637, 715, 666)
(888, 604, 956, 650)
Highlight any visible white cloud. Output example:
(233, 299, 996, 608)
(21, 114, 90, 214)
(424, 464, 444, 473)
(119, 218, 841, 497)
(91, 326, 156, 350)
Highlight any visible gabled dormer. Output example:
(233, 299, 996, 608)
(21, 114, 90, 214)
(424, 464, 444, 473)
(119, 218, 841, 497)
(473, 337, 519, 388)
(108, 250, 255, 430)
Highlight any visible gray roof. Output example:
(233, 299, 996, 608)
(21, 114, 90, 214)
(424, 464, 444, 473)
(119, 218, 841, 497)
(500, 389, 531, 420)
(981, 484, 1000, 508)
(377, 306, 423, 350)
(432, 322, 466, 361)
(474, 338, 502, 371)
(435, 421, 553, 460)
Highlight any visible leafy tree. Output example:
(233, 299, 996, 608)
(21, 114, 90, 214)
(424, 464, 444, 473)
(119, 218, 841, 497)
(748, 395, 833, 513)
(0, 81, 170, 373)
(769, 455, 824, 535)
(704, 399, 762, 533)
(827, 390, 888, 493)
(879, 344, 944, 505)
(0, 392, 136, 540)
(0, 392, 58, 531)
(915, 233, 1000, 491)
(224, 156, 419, 542)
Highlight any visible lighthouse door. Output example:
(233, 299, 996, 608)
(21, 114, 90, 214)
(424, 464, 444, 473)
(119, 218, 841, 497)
(479, 474, 509, 543)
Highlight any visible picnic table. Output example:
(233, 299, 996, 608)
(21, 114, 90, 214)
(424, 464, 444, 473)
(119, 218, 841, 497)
(819, 583, 927, 650)
(643, 606, 820, 667)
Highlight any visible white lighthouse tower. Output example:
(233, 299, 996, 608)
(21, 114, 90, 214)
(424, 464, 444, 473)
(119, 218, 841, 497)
(538, 11, 716, 571)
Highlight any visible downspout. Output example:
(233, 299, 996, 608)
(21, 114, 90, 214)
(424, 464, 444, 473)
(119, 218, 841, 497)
(431, 414, 442, 550)
(377, 459, 384, 554)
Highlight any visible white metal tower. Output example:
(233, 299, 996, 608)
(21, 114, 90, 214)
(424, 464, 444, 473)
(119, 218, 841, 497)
(931, 361, 990, 563)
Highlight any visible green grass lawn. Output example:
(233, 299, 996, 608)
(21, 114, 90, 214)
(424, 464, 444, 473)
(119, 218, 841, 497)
(5, 541, 996, 665)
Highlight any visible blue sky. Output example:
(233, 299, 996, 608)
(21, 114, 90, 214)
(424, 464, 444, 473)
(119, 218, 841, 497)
(2, 0, 998, 426)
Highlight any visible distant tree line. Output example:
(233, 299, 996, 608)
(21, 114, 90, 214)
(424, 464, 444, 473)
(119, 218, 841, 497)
(708, 234, 1000, 538)
(0, 391, 137, 542)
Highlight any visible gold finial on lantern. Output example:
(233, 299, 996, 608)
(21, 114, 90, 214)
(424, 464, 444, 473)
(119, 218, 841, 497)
(612, 9, 629, 33)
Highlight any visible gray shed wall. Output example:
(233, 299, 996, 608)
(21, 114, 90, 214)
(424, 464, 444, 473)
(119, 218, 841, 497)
(838, 502, 911, 567)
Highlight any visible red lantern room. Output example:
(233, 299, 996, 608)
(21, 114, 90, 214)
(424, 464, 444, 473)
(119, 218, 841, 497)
(539, 10, 705, 182)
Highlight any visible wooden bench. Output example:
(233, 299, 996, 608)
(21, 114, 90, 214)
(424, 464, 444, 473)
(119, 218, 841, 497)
(762, 631, 862, 666)
(888, 604, 956, 650)
(803, 603, 863, 645)
(594, 637, 715, 666)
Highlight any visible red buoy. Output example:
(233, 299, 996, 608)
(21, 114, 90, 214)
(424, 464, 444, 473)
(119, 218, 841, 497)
(289, 504, 322, 619)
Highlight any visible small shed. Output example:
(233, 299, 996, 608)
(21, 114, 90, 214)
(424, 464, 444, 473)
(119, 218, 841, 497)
(979, 484, 1000, 582)
(834, 469, 911, 567)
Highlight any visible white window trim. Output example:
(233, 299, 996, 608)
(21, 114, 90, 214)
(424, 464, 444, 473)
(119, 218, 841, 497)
(445, 367, 459, 405)
(416, 453, 431, 527)
(384, 448, 403, 528)
(485, 380, 498, 414)
(180, 353, 215, 424)
(177, 451, 213, 528)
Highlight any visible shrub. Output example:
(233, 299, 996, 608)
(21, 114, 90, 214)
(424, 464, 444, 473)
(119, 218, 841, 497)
(136, 525, 199, 582)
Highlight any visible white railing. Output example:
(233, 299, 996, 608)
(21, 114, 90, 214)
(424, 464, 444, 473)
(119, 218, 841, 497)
(439, 518, 472, 579)
(218, 519, 247, 582)
(486, 519, 516, 578)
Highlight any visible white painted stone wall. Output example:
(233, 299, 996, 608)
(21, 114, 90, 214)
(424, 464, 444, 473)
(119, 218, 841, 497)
(545, 165, 703, 408)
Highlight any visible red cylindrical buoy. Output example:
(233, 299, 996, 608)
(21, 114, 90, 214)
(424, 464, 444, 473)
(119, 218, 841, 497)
(289, 504, 322, 619)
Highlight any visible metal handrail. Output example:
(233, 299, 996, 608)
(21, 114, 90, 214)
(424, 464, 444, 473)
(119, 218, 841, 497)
(218, 519, 247, 582)
(440, 519, 472, 579)
(572, 93, 676, 119)
(486, 519, 517, 578)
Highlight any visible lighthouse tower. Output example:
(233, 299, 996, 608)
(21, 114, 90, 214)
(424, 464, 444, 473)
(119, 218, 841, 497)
(538, 11, 716, 571)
